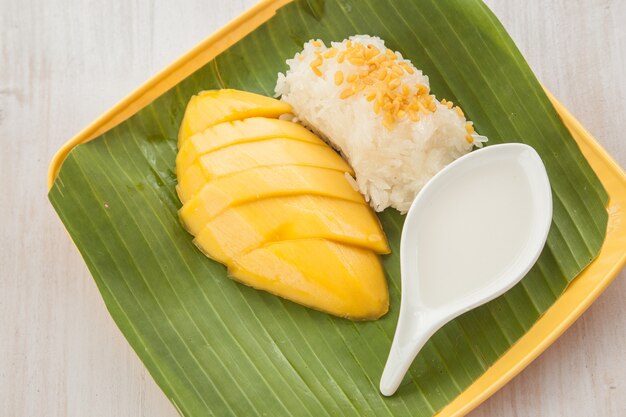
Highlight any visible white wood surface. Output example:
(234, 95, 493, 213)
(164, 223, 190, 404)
(1, 0, 624, 416)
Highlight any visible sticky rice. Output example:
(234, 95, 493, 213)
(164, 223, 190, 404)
(275, 35, 487, 213)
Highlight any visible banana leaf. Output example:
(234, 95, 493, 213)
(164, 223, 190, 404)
(48, 0, 608, 416)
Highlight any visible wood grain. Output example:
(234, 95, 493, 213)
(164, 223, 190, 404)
(0, 0, 623, 416)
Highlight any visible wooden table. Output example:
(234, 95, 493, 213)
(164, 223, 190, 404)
(1, 1, 624, 415)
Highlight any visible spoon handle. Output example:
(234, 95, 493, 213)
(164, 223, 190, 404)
(380, 314, 442, 396)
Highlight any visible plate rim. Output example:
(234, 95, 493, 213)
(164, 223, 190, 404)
(47, 1, 626, 416)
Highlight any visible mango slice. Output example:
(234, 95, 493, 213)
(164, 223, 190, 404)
(176, 89, 389, 320)
(176, 117, 323, 177)
(177, 138, 354, 203)
(193, 195, 390, 264)
(178, 90, 292, 146)
(179, 166, 364, 235)
(229, 239, 389, 320)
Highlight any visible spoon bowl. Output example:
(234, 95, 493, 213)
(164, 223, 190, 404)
(380, 143, 552, 396)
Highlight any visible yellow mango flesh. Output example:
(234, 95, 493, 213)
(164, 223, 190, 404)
(193, 195, 390, 264)
(178, 90, 292, 147)
(177, 138, 354, 203)
(229, 239, 389, 320)
(179, 165, 363, 235)
(176, 89, 389, 320)
(176, 117, 323, 177)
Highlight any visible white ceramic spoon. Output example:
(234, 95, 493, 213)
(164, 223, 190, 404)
(380, 143, 552, 396)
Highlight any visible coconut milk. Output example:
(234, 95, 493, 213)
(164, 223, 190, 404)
(415, 158, 536, 309)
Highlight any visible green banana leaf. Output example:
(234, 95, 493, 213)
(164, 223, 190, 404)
(49, 0, 608, 416)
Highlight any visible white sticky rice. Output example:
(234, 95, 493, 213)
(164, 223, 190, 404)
(275, 35, 487, 213)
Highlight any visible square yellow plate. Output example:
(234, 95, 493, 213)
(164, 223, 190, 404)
(47, 1, 626, 415)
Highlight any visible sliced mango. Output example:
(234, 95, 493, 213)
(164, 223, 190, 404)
(193, 195, 389, 263)
(177, 138, 354, 203)
(178, 90, 292, 147)
(179, 166, 364, 235)
(176, 117, 323, 178)
(176, 89, 389, 320)
(229, 239, 389, 320)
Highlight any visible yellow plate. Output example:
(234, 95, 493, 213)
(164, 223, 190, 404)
(47, 1, 626, 415)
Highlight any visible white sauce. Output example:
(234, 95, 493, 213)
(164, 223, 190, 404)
(415, 158, 536, 309)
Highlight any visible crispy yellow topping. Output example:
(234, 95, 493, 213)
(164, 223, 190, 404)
(324, 47, 338, 59)
(310, 65, 322, 77)
(340, 88, 354, 99)
(465, 122, 475, 143)
(399, 62, 415, 74)
(348, 57, 366, 66)
(311, 55, 323, 67)
(334, 70, 344, 86)
(307, 40, 473, 132)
